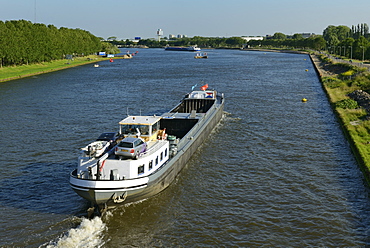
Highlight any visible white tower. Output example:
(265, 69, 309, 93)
(157, 29, 163, 42)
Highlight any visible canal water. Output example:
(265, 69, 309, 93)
(1, 48, 370, 247)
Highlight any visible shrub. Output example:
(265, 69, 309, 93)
(351, 74, 370, 90)
(341, 70, 356, 77)
(335, 99, 359, 109)
(323, 77, 345, 88)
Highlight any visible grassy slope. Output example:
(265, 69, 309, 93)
(314, 56, 370, 183)
(0, 55, 109, 82)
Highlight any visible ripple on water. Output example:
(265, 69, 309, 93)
(1, 49, 370, 247)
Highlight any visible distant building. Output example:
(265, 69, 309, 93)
(266, 33, 316, 39)
(241, 36, 264, 42)
(300, 33, 316, 38)
(167, 34, 188, 39)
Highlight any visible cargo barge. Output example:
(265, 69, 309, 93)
(69, 84, 224, 213)
(164, 45, 201, 51)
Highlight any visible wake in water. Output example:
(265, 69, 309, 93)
(44, 216, 107, 248)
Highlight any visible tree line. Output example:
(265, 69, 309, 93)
(248, 23, 370, 61)
(112, 23, 370, 61)
(3, 20, 370, 68)
(323, 23, 370, 60)
(111, 36, 246, 48)
(0, 20, 104, 67)
(247, 33, 327, 51)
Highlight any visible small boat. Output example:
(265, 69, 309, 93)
(194, 52, 208, 59)
(94, 64, 100, 67)
(122, 54, 132, 59)
(165, 45, 201, 51)
(69, 84, 224, 214)
(81, 140, 110, 158)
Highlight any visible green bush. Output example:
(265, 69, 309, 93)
(335, 99, 359, 109)
(323, 77, 345, 88)
(341, 70, 356, 77)
(318, 55, 332, 63)
(351, 74, 370, 91)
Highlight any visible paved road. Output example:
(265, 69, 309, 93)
(317, 52, 370, 72)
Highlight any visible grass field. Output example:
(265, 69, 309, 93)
(0, 55, 109, 82)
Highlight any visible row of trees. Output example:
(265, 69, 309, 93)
(323, 24, 370, 60)
(247, 23, 370, 61)
(4, 19, 370, 67)
(247, 34, 326, 51)
(111, 36, 246, 48)
(0, 20, 103, 67)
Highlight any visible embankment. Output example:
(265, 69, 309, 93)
(309, 54, 370, 184)
(0, 56, 110, 83)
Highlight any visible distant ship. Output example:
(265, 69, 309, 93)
(194, 52, 208, 59)
(165, 45, 201, 51)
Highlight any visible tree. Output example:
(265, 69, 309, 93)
(0, 20, 103, 66)
(336, 25, 351, 40)
(272, 32, 286, 40)
(225, 37, 245, 47)
(353, 36, 369, 60)
(292, 33, 303, 39)
(339, 38, 355, 57)
(323, 25, 350, 43)
(312, 36, 326, 50)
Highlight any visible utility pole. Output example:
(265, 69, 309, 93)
(34, 0, 37, 22)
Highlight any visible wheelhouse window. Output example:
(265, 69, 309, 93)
(121, 125, 150, 135)
(165, 148, 168, 157)
(152, 121, 159, 133)
(138, 164, 144, 175)
(160, 152, 163, 161)
(149, 160, 153, 170)
(155, 156, 158, 165)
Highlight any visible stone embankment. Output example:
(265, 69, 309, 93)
(348, 90, 370, 113)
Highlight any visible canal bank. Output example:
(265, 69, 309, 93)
(0, 55, 111, 83)
(250, 46, 370, 185)
(310, 53, 370, 184)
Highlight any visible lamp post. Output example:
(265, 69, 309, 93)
(360, 46, 365, 62)
(342, 46, 345, 58)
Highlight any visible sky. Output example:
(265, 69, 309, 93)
(1, 0, 369, 40)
